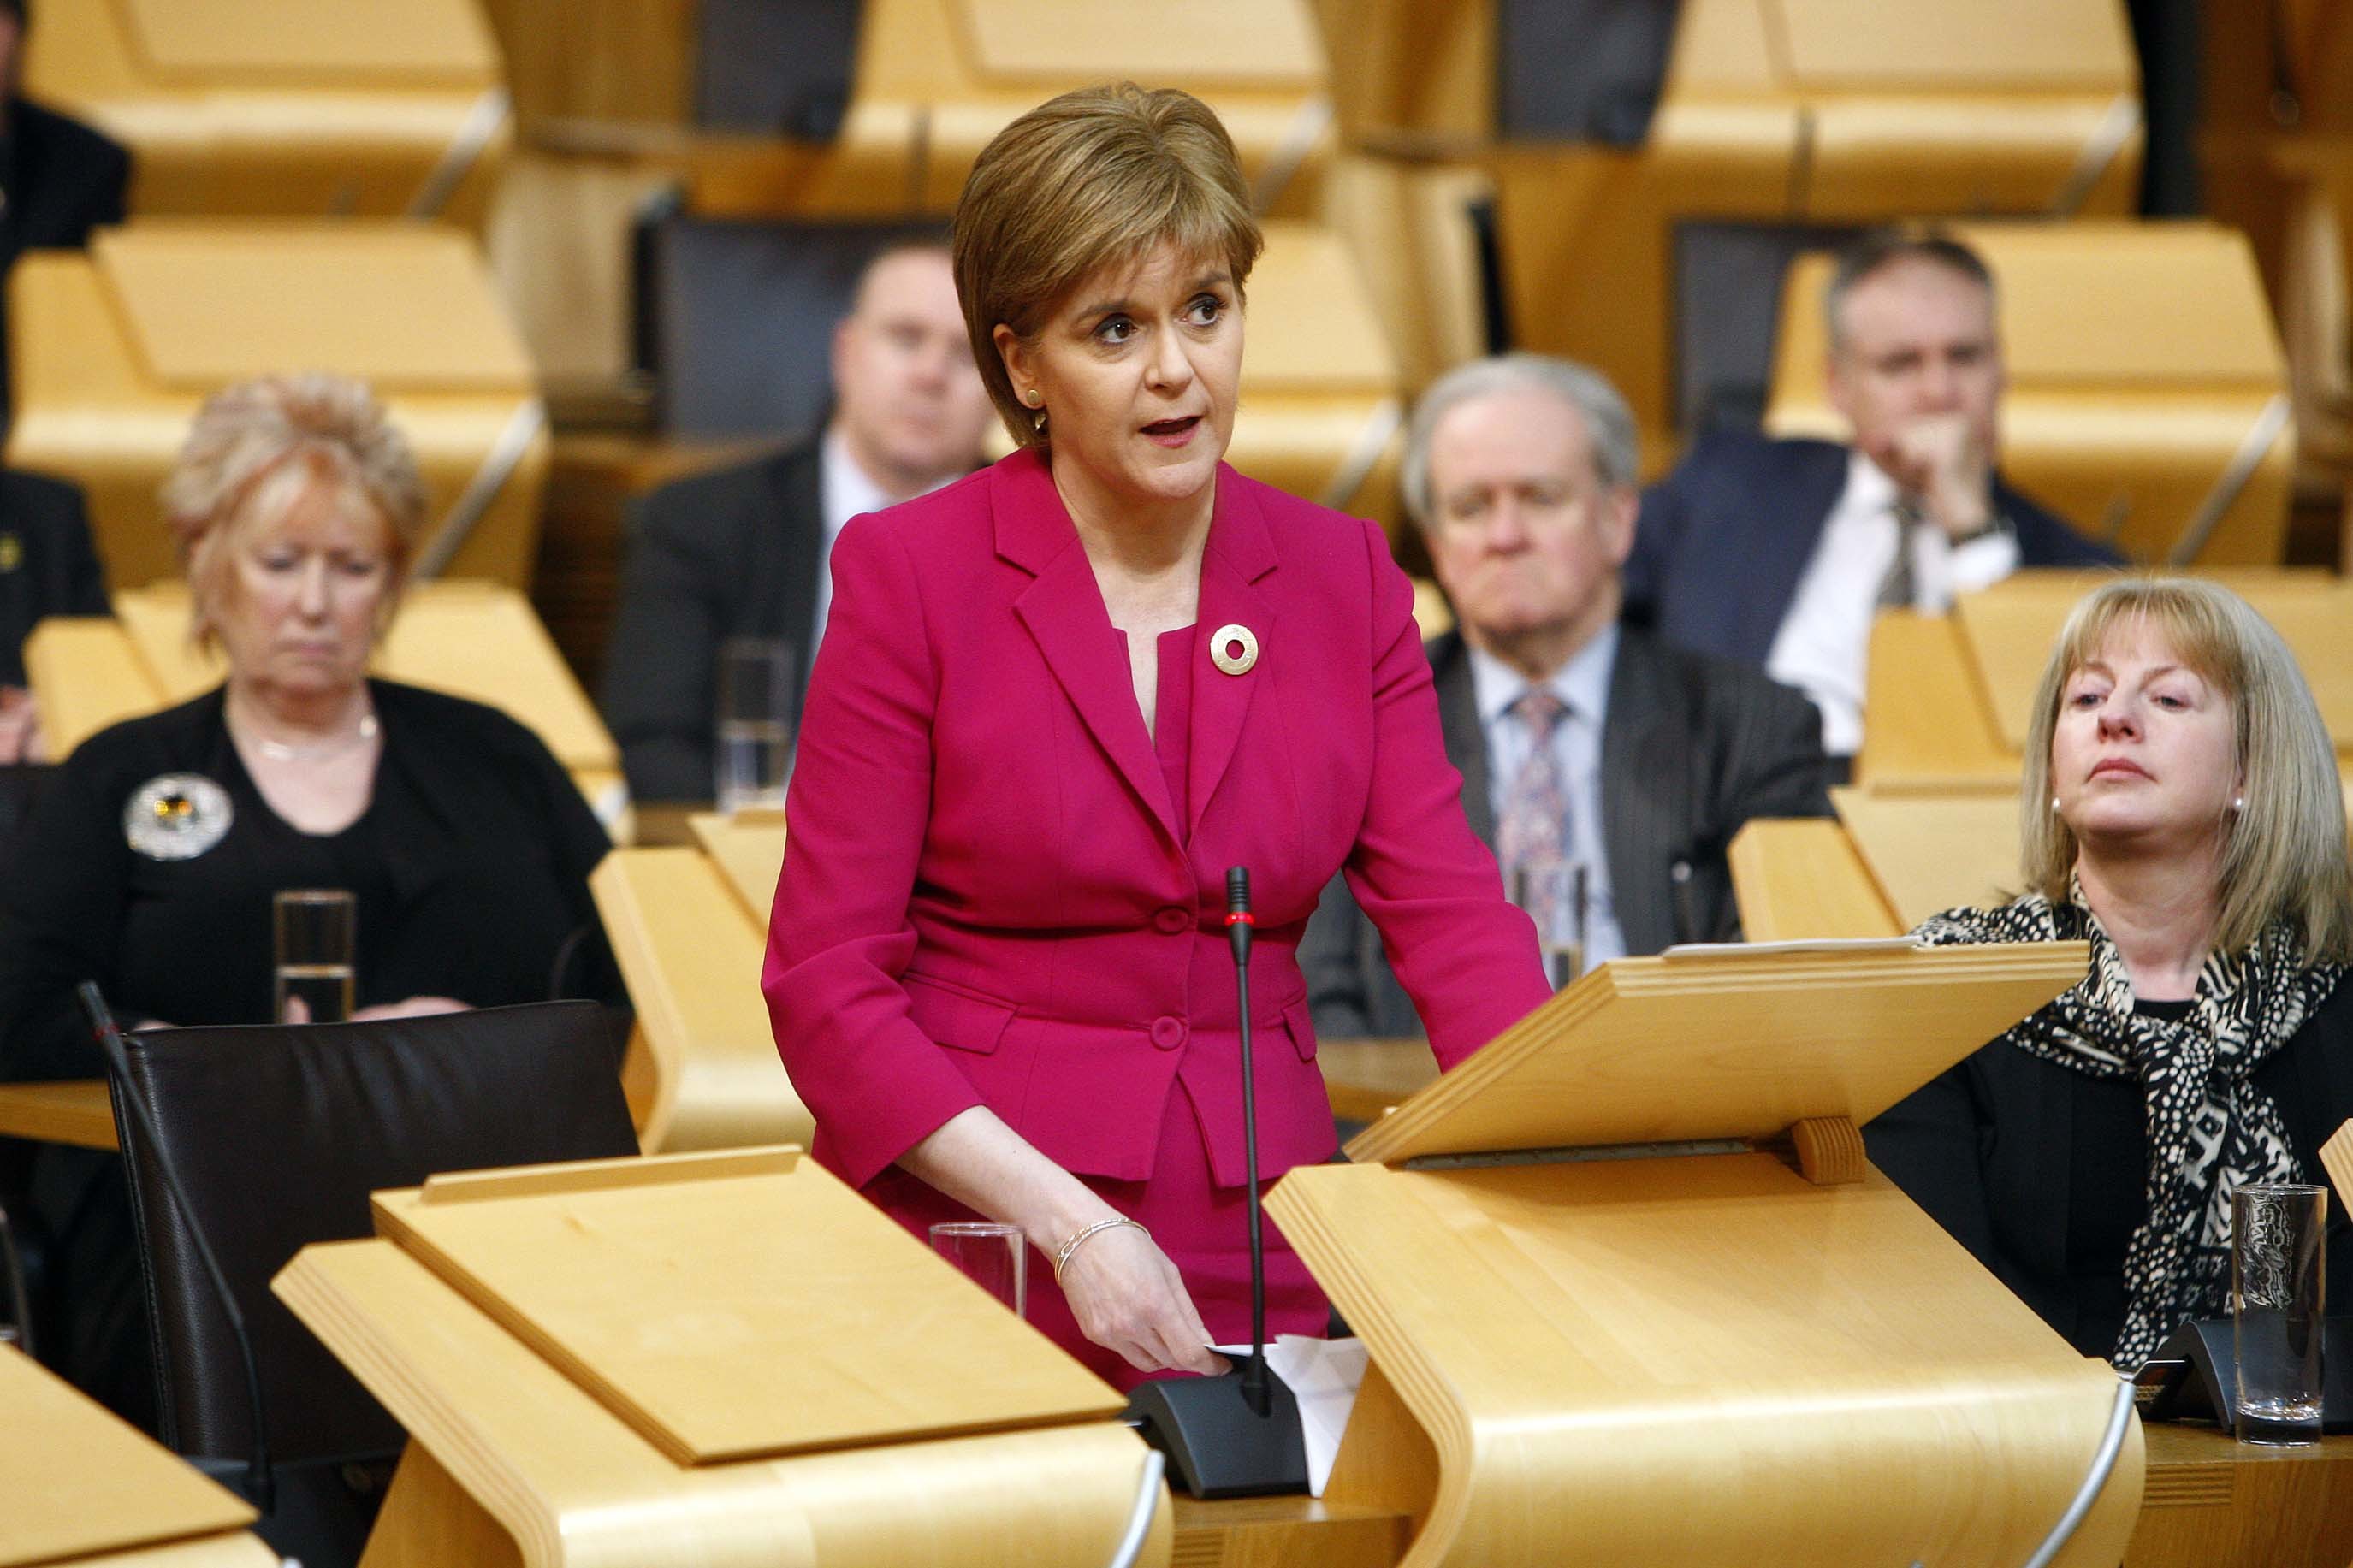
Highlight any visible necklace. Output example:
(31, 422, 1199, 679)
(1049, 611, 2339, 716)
(231, 699, 380, 763)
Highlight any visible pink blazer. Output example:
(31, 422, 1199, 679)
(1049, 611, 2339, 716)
(762, 449, 1549, 1192)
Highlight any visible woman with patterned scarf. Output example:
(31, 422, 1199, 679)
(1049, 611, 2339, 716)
(1865, 577, 2353, 1370)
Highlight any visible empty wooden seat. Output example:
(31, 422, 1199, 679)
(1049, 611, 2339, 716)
(21, 0, 511, 223)
(5, 224, 548, 590)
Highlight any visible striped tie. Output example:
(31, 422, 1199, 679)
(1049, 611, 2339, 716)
(1496, 689, 1572, 938)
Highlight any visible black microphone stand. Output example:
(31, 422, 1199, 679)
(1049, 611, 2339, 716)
(1123, 868, 1307, 1496)
(78, 982, 276, 1513)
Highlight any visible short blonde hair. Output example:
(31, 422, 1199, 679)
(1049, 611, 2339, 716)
(162, 374, 428, 649)
(2019, 576, 2353, 965)
(951, 83, 1262, 449)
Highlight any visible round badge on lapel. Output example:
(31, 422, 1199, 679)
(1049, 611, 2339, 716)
(1209, 624, 1259, 677)
(0, 533, 21, 573)
(123, 773, 234, 861)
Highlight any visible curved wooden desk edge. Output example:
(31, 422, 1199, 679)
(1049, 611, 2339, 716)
(0, 1079, 117, 1150)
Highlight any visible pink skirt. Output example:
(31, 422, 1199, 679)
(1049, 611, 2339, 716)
(865, 1077, 1330, 1391)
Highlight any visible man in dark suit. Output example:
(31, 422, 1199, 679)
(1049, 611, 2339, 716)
(1631, 228, 2119, 764)
(0, 466, 105, 765)
(0, 0, 132, 419)
(600, 244, 993, 801)
(1304, 355, 1828, 1040)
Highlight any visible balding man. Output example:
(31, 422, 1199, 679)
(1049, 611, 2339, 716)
(1631, 228, 2119, 766)
(1303, 355, 1828, 1040)
(602, 244, 995, 802)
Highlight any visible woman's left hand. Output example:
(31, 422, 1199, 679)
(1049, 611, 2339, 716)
(351, 996, 471, 1021)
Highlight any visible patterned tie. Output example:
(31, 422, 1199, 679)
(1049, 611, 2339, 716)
(1876, 499, 1920, 609)
(1496, 690, 1573, 939)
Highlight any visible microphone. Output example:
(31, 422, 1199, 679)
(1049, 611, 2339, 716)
(1225, 867, 1270, 1417)
(1122, 867, 1307, 1496)
(77, 982, 276, 1513)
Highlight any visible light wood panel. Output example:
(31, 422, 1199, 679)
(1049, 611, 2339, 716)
(589, 849, 814, 1153)
(21, 0, 508, 222)
(0, 1346, 265, 1566)
(1317, 1038, 1441, 1126)
(1726, 817, 1904, 942)
(1854, 611, 2023, 793)
(1168, 1492, 1411, 1567)
(5, 232, 548, 590)
(368, 1152, 1119, 1465)
(1769, 223, 2292, 565)
(0, 1080, 116, 1151)
(687, 811, 787, 928)
(2128, 1422, 2353, 1568)
(21, 618, 164, 760)
(1346, 941, 2083, 1166)
(1833, 786, 2024, 927)
(275, 1234, 1171, 1568)
(1271, 1156, 2143, 1566)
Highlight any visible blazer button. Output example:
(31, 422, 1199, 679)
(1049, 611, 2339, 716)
(1153, 906, 1191, 934)
(1150, 1016, 1187, 1050)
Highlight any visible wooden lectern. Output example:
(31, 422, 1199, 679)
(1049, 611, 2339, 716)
(1266, 941, 2147, 1565)
(0, 1345, 275, 1566)
(5, 225, 548, 589)
(273, 1146, 1171, 1567)
(590, 849, 814, 1154)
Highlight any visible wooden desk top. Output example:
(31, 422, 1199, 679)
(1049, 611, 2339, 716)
(0, 1080, 116, 1151)
(2131, 1420, 2353, 1567)
(0, 1346, 268, 1566)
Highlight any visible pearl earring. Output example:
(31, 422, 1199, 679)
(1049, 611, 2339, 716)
(2232, 796, 2246, 813)
(1023, 390, 1041, 407)
(2051, 796, 2062, 812)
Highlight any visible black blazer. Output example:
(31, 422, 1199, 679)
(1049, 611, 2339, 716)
(0, 98, 131, 420)
(0, 466, 108, 687)
(1627, 429, 2121, 668)
(599, 440, 827, 802)
(1301, 626, 1830, 1039)
(1866, 979, 2353, 1359)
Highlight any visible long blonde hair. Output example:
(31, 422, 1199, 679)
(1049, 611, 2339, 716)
(2019, 576, 2352, 965)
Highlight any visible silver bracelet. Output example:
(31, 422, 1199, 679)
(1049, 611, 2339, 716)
(1053, 1216, 1146, 1284)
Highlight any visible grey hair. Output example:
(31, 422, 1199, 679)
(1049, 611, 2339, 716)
(1401, 353, 1639, 527)
(1823, 226, 1997, 356)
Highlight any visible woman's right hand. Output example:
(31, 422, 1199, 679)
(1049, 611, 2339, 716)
(1058, 1221, 1230, 1376)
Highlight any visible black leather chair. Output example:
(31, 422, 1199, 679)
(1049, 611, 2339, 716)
(106, 1001, 638, 1566)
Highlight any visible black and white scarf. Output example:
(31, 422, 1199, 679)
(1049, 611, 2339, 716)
(1916, 890, 2343, 1370)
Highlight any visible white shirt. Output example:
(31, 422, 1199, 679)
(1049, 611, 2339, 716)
(1763, 450, 2020, 756)
(1466, 625, 1627, 967)
(811, 427, 896, 666)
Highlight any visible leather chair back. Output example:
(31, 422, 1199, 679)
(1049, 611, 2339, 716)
(109, 1001, 637, 1462)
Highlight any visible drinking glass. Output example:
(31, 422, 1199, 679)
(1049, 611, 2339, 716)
(1511, 861, 1588, 990)
(2233, 1182, 2326, 1446)
(714, 638, 796, 814)
(274, 889, 355, 1024)
(930, 1222, 1026, 1318)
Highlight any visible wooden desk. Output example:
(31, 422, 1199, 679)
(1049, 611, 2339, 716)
(1317, 1038, 1438, 1126)
(0, 1345, 273, 1566)
(1169, 1494, 1410, 1567)
(2130, 1423, 2353, 1567)
(0, 1080, 116, 1151)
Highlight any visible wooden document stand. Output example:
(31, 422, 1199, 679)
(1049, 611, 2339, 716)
(274, 1147, 1169, 1567)
(1265, 941, 2147, 1565)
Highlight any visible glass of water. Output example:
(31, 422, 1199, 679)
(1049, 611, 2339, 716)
(1511, 861, 1588, 991)
(715, 637, 796, 814)
(2233, 1182, 2326, 1446)
(274, 889, 355, 1024)
(930, 1221, 1026, 1318)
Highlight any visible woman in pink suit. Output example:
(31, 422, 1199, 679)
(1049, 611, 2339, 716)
(763, 83, 1550, 1388)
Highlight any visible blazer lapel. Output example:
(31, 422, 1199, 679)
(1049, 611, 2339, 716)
(1428, 635, 1495, 848)
(1188, 473, 1277, 838)
(995, 454, 1180, 843)
(1597, 635, 1691, 952)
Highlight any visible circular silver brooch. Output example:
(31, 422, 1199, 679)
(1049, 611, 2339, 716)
(123, 773, 234, 861)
